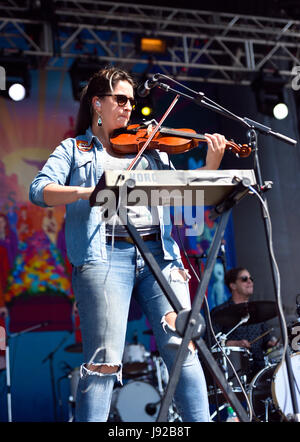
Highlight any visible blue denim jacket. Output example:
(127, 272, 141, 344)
(29, 128, 181, 266)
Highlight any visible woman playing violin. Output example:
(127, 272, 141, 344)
(29, 67, 226, 422)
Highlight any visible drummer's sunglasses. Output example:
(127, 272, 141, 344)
(238, 275, 254, 282)
(99, 94, 136, 109)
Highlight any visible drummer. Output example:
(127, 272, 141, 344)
(209, 267, 277, 378)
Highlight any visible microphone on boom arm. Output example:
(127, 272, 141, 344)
(137, 74, 161, 97)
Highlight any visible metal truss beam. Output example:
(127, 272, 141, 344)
(1, 1, 300, 84)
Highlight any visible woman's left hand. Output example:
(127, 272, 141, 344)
(202, 133, 226, 170)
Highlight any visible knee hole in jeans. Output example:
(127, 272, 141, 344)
(163, 311, 196, 353)
(85, 364, 119, 374)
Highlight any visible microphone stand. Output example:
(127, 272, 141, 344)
(5, 321, 49, 422)
(42, 334, 70, 422)
(153, 76, 299, 419)
(211, 315, 250, 350)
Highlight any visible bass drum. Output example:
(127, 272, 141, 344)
(288, 321, 300, 352)
(110, 380, 161, 422)
(272, 351, 300, 420)
(249, 353, 300, 421)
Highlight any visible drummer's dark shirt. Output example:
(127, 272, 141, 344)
(208, 297, 271, 378)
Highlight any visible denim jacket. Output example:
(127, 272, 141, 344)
(29, 128, 181, 266)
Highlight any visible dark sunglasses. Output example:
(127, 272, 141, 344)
(99, 94, 136, 109)
(238, 275, 254, 283)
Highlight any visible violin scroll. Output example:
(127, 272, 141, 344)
(226, 140, 252, 158)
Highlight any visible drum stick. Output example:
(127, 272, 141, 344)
(249, 328, 274, 345)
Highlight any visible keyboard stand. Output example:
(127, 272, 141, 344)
(90, 175, 253, 422)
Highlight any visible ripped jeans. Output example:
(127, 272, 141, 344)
(72, 240, 210, 422)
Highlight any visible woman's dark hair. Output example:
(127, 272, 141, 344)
(224, 267, 247, 292)
(74, 66, 135, 137)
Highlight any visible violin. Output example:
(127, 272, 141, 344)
(110, 124, 251, 158)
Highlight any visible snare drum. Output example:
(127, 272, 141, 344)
(110, 380, 161, 422)
(123, 344, 149, 376)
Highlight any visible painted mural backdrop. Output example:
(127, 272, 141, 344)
(0, 70, 76, 336)
(0, 69, 235, 421)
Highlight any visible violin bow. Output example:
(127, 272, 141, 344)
(126, 94, 180, 171)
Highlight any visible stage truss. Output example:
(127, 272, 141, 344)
(1, 0, 300, 85)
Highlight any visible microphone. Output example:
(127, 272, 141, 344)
(137, 74, 161, 97)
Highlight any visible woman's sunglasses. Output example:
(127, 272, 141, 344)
(99, 94, 136, 109)
(238, 275, 254, 283)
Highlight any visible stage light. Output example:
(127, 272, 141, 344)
(139, 37, 167, 54)
(69, 58, 106, 101)
(133, 95, 154, 119)
(273, 102, 288, 120)
(251, 71, 288, 119)
(8, 83, 26, 101)
(0, 56, 30, 101)
(141, 105, 152, 117)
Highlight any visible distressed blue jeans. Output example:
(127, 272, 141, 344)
(72, 240, 210, 422)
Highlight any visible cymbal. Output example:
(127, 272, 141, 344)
(64, 343, 83, 353)
(211, 301, 277, 328)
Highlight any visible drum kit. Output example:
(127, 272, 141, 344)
(63, 300, 300, 422)
(207, 301, 300, 422)
(64, 336, 181, 422)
